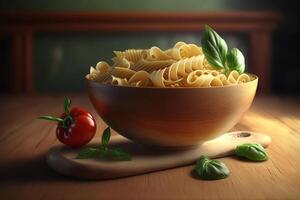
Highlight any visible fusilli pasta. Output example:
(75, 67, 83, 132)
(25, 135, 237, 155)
(86, 41, 254, 87)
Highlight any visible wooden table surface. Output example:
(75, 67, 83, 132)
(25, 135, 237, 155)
(0, 94, 300, 200)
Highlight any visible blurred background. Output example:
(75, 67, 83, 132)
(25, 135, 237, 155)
(0, 0, 299, 94)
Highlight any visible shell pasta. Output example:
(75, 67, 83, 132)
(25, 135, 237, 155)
(86, 42, 254, 87)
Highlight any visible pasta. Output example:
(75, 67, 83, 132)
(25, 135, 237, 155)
(87, 62, 112, 83)
(86, 41, 253, 87)
(166, 42, 203, 60)
(149, 68, 183, 87)
(113, 49, 144, 63)
(111, 67, 136, 79)
(131, 58, 175, 73)
(128, 71, 151, 87)
(112, 56, 131, 68)
(183, 70, 223, 87)
(166, 55, 212, 81)
(111, 76, 129, 86)
(149, 46, 172, 60)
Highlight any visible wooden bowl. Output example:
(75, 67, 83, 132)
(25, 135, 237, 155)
(87, 76, 258, 149)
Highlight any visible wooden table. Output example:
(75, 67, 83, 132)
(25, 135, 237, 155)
(0, 94, 300, 200)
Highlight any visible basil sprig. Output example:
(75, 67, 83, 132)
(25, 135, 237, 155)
(201, 25, 228, 69)
(76, 127, 132, 161)
(201, 25, 245, 73)
(226, 48, 245, 73)
(195, 156, 230, 180)
(236, 143, 268, 161)
(101, 127, 111, 147)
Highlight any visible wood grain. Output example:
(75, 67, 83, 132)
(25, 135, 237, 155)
(0, 95, 300, 200)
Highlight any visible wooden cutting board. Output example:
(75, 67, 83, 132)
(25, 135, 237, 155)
(46, 131, 271, 180)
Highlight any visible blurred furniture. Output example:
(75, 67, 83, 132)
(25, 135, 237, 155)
(0, 94, 300, 199)
(0, 11, 281, 93)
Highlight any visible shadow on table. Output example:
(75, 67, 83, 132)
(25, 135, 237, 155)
(0, 152, 93, 183)
(0, 140, 182, 184)
(0, 137, 259, 183)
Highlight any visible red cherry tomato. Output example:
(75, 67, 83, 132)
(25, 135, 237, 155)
(38, 98, 97, 148)
(56, 107, 96, 148)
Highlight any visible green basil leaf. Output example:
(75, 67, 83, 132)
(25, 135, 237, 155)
(236, 143, 268, 161)
(76, 148, 99, 159)
(108, 148, 132, 161)
(75, 126, 132, 161)
(226, 48, 245, 73)
(64, 97, 72, 115)
(201, 25, 228, 69)
(102, 127, 111, 147)
(98, 145, 109, 157)
(195, 155, 230, 180)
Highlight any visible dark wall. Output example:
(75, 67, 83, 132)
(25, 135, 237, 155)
(0, 37, 11, 93)
(272, 0, 300, 94)
(1, 0, 299, 94)
(33, 32, 249, 92)
(0, 0, 279, 11)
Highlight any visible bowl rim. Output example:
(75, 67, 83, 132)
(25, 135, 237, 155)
(86, 73, 258, 90)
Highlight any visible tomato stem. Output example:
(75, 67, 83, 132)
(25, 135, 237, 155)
(62, 115, 73, 129)
(38, 97, 74, 129)
(38, 116, 64, 123)
(64, 97, 72, 115)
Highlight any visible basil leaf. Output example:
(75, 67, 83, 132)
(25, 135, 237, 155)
(108, 148, 132, 161)
(201, 25, 228, 69)
(236, 143, 268, 161)
(76, 148, 99, 159)
(98, 145, 109, 157)
(76, 127, 132, 161)
(102, 127, 111, 147)
(64, 97, 71, 115)
(195, 156, 230, 180)
(226, 48, 245, 73)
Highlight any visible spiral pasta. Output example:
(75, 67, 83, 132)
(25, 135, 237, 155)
(112, 56, 131, 68)
(111, 67, 136, 79)
(87, 61, 112, 83)
(166, 42, 203, 60)
(184, 70, 223, 87)
(111, 76, 129, 86)
(149, 68, 183, 87)
(131, 59, 175, 73)
(128, 71, 151, 87)
(86, 41, 253, 87)
(149, 46, 172, 60)
(114, 49, 144, 63)
(166, 55, 212, 81)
